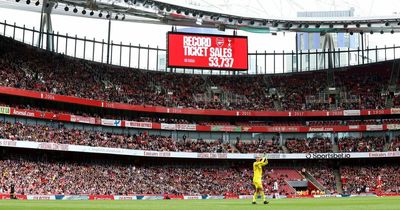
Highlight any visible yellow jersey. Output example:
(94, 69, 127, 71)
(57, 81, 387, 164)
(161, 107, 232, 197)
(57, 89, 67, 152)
(253, 158, 268, 182)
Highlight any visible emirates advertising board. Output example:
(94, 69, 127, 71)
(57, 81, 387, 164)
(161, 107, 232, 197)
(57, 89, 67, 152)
(167, 32, 248, 70)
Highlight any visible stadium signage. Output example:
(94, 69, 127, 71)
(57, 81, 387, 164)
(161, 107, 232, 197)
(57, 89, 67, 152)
(348, 125, 360, 129)
(60, 195, 90, 200)
(10, 194, 389, 200)
(70, 115, 96, 124)
(308, 127, 334, 132)
(211, 125, 242, 132)
(183, 196, 202, 200)
(305, 153, 351, 159)
(1, 104, 400, 134)
(0, 106, 10, 115)
(114, 196, 137, 200)
(267, 126, 300, 132)
(176, 124, 196, 131)
(167, 32, 248, 70)
(161, 123, 196, 131)
(144, 151, 171, 157)
(27, 195, 56, 200)
(368, 151, 400, 157)
(0, 139, 399, 159)
(81, 146, 128, 155)
(264, 153, 287, 159)
(1, 87, 398, 118)
(160, 123, 176, 130)
(206, 196, 225, 199)
(390, 108, 400, 114)
(38, 142, 69, 151)
(12, 109, 35, 117)
(0, 140, 16, 147)
(89, 195, 114, 200)
(387, 124, 400, 130)
(197, 153, 228, 159)
(40, 93, 55, 100)
(125, 121, 153, 129)
(343, 110, 361, 116)
(366, 125, 383, 131)
(101, 119, 121, 127)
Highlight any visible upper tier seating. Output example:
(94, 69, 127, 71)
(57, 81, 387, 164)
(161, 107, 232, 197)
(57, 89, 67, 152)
(0, 36, 393, 112)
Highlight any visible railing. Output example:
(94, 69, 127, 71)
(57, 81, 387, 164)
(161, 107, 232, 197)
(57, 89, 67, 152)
(2, 20, 400, 75)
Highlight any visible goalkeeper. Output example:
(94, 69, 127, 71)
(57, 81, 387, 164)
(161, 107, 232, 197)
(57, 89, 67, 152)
(252, 156, 269, 205)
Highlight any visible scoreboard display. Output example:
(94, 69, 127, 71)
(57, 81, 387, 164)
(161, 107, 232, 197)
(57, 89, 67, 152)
(167, 32, 248, 70)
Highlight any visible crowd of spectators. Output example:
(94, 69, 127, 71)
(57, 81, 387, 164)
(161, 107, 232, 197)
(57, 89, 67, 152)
(2, 36, 400, 197)
(235, 138, 281, 153)
(337, 136, 386, 152)
(0, 154, 301, 196)
(2, 153, 398, 196)
(0, 121, 234, 153)
(285, 137, 332, 153)
(340, 166, 400, 194)
(306, 167, 337, 193)
(0, 36, 395, 111)
(2, 120, 399, 154)
(389, 136, 400, 151)
(0, 157, 251, 195)
(176, 139, 235, 153)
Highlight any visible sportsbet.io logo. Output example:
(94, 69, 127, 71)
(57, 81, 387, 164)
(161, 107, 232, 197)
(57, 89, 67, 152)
(305, 153, 351, 159)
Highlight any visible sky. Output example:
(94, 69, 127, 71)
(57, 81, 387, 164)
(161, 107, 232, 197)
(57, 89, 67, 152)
(1, 0, 400, 74)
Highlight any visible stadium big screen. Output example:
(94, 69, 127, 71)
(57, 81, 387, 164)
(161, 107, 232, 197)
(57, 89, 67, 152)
(167, 32, 248, 70)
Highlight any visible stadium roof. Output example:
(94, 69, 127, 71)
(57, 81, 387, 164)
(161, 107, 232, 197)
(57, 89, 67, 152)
(159, 0, 400, 20)
(1, 0, 400, 33)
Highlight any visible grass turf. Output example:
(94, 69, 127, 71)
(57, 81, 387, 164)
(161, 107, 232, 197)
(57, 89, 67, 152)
(0, 196, 399, 210)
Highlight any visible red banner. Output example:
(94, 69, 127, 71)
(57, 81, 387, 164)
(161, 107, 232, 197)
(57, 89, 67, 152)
(164, 195, 184, 200)
(1, 104, 400, 134)
(11, 108, 35, 117)
(0, 194, 28, 200)
(224, 195, 240, 199)
(89, 195, 114, 200)
(0, 86, 395, 117)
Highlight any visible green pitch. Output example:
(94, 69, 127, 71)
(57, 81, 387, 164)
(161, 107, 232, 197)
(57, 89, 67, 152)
(0, 196, 399, 210)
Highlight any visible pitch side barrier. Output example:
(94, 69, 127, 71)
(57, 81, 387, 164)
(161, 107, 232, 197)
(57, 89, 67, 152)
(0, 86, 399, 118)
(2, 105, 400, 134)
(0, 193, 398, 200)
(0, 139, 399, 160)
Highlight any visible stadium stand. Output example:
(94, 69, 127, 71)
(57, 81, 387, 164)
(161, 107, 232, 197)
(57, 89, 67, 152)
(0, 36, 394, 111)
(2, 119, 400, 154)
(389, 136, 400, 151)
(285, 138, 333, 153)
(306, 167, 337, 193)
(235, 138, 281, 153)
(0, 152, 301, 196)
(0, 25, 400, 202)
(0, 121, 234, 153)
(340, 166, 400, 194)
(337, 136, 386, 152)
(3, 148, 398, 197)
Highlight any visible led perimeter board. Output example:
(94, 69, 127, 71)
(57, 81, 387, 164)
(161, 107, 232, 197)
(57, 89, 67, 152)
(167, 32, 248, 70)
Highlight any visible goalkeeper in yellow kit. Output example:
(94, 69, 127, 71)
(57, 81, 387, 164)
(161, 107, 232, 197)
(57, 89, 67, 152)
(252, 156, 269, 205)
